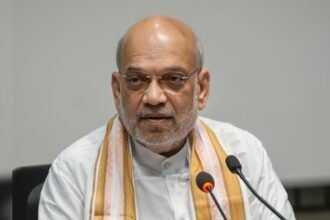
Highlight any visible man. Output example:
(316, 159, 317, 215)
(39, 16, 295, 220)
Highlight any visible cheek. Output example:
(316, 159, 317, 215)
(168, 89, 196, 113)
(121, 91, 141, 114)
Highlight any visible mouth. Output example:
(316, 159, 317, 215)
(139, 113, 173, 122)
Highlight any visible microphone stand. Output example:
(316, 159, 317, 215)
(234, 169, 286, 220)
(207, 186, 228, 220)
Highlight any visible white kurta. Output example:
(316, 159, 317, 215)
(131, 137, 195, 220)
(38, 117, 296, 220)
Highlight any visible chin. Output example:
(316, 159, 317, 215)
(135, 130, 187, 154)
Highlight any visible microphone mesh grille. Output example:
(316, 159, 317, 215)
(196, 171, 215, 192)
(226, 155, 242, 173)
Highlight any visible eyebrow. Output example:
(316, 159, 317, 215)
(125, 67, 146, 73)
(125, 65, 189, 73)
(164, 66, 189, 73)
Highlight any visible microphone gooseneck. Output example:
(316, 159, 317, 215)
(226, 155, 287, 220)
(196, 172, 227, 220)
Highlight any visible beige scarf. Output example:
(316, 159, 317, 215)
(88, 116, 246, 220)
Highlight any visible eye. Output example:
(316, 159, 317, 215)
(163, 73, 185, 82)
(127, 75, 141, 83)
(125, 74, 148, 85)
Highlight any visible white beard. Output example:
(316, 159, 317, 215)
(119, 80, 199, 154)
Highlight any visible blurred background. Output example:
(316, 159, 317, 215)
(1, 0, 329, 219)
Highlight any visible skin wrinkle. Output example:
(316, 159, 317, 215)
(112, 16, 210, 157)
(119, 78, 199, 155)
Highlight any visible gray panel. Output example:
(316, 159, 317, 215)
(2, 0, 329, 186)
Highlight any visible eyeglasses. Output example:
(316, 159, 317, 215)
(120, 68, 200, 92)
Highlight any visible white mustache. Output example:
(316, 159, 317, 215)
(137, 108, 175, 118)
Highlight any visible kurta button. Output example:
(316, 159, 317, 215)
(163, 162, 170, 169)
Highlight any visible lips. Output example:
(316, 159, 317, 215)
(139, 113, 174, 122)
(140, 113, 172, 120)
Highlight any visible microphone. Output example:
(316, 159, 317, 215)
(196, 172, 227, 220)
(226, 155, 287, 220)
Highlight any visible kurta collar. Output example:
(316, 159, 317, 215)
(130, 137, 190, 176)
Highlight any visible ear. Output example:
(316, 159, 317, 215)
(111, 71, 121, 112)
(197, 68, 210, 110)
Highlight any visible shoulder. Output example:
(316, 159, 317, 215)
(56, 125, 106, 163)
(51, 125, 107, 180)
(40, 126, 107, 219)
(199, 116, 263, 154)
(199, 117, 268, 178)
(199, 117, 294, 217)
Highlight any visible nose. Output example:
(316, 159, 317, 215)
(142, 79, 167, 105)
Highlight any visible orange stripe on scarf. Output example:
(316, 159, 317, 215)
(203, 122, 246, 220)
(90, 117, 245, 220)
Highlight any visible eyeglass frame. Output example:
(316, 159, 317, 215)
(119, 67, 201, 93)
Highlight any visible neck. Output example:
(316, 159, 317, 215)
(160, 138, 186, 157)
(137, 138, 187, 158)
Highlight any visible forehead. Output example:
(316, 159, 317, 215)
(121, 19, 196, 71)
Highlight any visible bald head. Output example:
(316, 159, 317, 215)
(116, 16, 203, 71)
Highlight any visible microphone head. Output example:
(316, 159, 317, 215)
(226, 155, 242, 174)
(196, 171, 215, 193)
